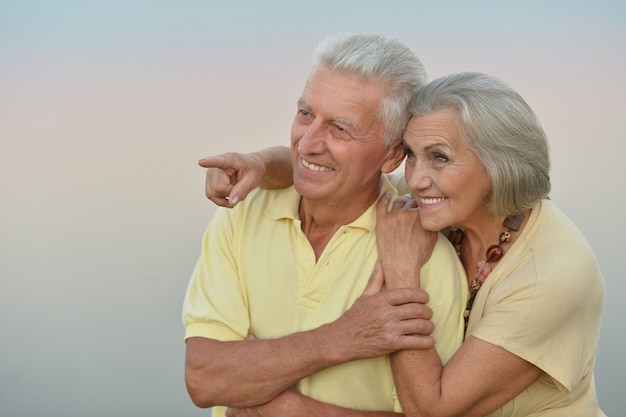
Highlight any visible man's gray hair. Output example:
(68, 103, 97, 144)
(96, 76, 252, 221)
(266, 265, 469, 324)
(313, 33, 427, 147)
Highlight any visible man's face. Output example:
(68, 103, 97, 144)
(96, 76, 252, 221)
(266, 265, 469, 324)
(290, 65, 400, 206)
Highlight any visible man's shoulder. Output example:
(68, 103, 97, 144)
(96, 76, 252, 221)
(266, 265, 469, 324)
(240, 186, 297, 207)
(231, 186, 300, 222)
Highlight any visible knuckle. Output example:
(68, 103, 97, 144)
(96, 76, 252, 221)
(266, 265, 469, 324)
(412, 303, 432, 320)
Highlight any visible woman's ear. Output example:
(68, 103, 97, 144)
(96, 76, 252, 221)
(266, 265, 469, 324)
(381, 141, 406, 173)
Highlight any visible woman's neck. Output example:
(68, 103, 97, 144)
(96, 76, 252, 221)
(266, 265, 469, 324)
(457, 210, 530, 273)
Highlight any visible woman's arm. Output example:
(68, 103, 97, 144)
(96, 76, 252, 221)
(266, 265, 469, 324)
(199, 146, 292, 207)
(391, 337, 542, 417)
(375, 194, 543, 417)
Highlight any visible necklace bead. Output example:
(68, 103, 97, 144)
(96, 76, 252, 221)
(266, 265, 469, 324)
(447, 212, 524, 333)
(485, 245, 503, 262)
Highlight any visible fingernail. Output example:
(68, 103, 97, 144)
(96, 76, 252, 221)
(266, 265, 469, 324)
(230, 195, 239, 206)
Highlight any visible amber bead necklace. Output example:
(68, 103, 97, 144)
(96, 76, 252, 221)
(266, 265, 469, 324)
(447, 212, 524, 331)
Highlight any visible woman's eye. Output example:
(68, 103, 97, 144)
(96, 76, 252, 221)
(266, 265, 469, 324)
(404, 146, 415, 158)
(434, 153, 448, 162)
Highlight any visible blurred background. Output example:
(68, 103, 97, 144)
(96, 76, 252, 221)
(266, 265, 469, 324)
(1, 1, 624, 416)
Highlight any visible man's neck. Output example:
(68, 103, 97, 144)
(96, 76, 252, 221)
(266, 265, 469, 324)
(298, 187, 379, 261)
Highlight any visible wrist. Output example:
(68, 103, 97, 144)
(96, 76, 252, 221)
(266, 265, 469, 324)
(382, 263, 421, 289)
(257, 146, 293, 188)
(316, 321, 357, 364)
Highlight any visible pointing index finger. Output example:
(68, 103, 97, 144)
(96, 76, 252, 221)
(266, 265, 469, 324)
(198, 155, 222, 168)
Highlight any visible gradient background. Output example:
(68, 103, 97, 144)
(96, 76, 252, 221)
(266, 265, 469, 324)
(1, 1, 624, 416)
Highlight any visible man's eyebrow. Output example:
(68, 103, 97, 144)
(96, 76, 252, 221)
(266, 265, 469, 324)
(330, 116, 357, 130)
(298, 98, 358, 131)
(297, 99, 312, 111)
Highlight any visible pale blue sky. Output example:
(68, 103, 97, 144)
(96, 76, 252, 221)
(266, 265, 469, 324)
(2, 1, 625, 51)
(1, 1, 625, 416)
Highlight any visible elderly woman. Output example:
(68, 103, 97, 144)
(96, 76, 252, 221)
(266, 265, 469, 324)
(374, 72, 605, 416)
(198, 72, 605, 416)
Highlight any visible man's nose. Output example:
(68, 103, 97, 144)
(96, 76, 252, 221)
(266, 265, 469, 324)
(297, 121, 327, 154)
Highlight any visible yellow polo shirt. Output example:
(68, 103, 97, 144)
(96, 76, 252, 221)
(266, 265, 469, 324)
(183, 176, 467, 416)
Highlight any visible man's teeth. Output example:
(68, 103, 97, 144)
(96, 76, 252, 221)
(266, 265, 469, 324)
(302, 159, 332, 172)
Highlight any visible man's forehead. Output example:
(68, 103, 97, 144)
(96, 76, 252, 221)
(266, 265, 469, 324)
(298, 77, 383, 123)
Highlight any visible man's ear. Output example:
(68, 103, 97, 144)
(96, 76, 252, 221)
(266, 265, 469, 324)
(381, 141, 406, 173)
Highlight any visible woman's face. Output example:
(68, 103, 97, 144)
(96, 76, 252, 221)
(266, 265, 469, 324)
(403, 107, 492, 231)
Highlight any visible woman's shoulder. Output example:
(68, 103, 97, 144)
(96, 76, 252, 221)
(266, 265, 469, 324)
(522, 200, 603, 287)
(527, 200, 596, 256)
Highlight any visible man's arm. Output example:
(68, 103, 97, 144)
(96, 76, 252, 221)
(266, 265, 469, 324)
(185, 262, 435, 409)
(225, 387, 403, 417)
(199, 146, 292, 207)
(185, 330, 338, 409)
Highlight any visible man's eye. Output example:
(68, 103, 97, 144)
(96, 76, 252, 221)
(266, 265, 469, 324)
(332, 124, 354, 140)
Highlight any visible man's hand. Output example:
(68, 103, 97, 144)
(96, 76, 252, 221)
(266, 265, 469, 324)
(328, 261, 435, 360)
(199, 152, 266, 207)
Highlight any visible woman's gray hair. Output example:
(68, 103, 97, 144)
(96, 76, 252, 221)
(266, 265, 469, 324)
(409, 72, 551, 216)
(313, 33, 427, 147)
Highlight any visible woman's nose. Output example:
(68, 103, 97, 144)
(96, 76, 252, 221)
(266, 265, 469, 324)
(406, 161, 431, 191)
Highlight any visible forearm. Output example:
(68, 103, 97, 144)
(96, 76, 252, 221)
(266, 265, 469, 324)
(390, 336, 545, 417)
(226, 388, 405, 417)
(254, 146, 293, 188)
(376, 194, 438, 291)
(186, 279, 436, 409)
(293, 395, 404, 417)
(390, 349, 446, 417)
(186, 324, 353, 408)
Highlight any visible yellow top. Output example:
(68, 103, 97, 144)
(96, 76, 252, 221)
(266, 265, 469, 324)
(468, 200, 605, 416)
(183, 176, 467, 416)
(391, 171, 606, 416)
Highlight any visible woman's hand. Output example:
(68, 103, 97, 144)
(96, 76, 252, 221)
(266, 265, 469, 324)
(199, 146, 293, 207)
(199, 152, 267, 207)
(376, 193, 438, 289)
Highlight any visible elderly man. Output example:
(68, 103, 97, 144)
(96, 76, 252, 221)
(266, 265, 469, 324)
(183, 33, 467, 416)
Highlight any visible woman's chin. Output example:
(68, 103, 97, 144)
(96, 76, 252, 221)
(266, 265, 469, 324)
(420, 216, 449, 233)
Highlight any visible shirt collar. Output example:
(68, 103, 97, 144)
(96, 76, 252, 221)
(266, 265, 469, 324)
(264, 175, 400, 233)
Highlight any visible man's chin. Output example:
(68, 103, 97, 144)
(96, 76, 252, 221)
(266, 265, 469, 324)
(294, 183, 329, 201)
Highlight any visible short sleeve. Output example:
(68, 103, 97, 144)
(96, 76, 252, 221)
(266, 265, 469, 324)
(182, 207, 250, 342)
